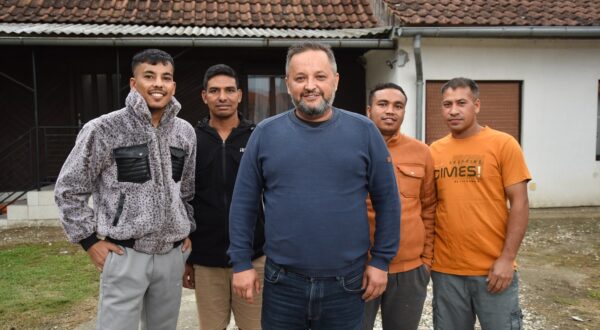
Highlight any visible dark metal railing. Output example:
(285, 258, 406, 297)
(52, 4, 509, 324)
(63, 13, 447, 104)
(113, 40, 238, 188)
(39, 126, 80, 184)
(0, 127, 35, 192)
(0, 126, 79, 213)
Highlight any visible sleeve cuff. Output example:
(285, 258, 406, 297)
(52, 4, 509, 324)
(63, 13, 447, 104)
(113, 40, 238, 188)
(368, 256, 389, 272)
(232, 260, 254, 273)
(79, 234, 100, 251)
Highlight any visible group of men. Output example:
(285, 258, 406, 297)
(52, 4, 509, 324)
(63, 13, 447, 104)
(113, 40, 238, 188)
(55, 42, 531, 330)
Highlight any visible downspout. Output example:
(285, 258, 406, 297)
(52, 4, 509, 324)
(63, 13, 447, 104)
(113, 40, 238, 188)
(413, 35, 424, 141)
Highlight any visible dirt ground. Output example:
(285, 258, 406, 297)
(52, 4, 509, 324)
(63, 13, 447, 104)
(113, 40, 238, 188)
(1, 207, 599, 329)
(518, 208, 600, 330)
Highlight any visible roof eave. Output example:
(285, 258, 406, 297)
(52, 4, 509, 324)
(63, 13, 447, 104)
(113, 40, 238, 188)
(396, 26, 600, 38)
(0, 36, 395, 48)
(0, 23, 395, 48)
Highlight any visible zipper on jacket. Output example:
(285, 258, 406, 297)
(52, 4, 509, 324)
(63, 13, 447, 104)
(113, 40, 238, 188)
(222, 140, 229, 212)
(155, 129, 169, 224)
(112, 193, 126, 226)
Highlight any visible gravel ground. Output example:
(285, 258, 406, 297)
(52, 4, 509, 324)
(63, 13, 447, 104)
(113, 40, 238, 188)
(24, 205, 600, 329)
(66, 279, 553, 330)
(193, 281, 549, 330)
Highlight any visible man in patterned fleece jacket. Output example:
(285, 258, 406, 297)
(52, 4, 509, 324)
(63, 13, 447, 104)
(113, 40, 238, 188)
(54, 49, 196, 330)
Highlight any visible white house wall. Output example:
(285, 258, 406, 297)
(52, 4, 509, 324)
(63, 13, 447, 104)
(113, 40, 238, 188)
(364, 38, 600, 208)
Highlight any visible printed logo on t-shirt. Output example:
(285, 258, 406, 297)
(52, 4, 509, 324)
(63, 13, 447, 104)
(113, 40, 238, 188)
(434, 154, 483, 183)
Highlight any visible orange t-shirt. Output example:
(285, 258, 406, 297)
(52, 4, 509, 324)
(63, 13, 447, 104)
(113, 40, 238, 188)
(429, 127, 531, 276)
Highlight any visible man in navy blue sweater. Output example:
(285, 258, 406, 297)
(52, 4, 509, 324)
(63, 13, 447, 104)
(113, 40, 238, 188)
(228, 41, 401, 330)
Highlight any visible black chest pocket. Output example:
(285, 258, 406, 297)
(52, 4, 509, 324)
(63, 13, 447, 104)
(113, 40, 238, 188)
(170, 147, 186, 183)
(113, 143, 151, 184)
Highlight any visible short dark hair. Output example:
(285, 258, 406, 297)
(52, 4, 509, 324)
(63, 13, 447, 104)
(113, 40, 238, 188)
(285, 41, 337, 76)
(441, 77, 480, 99)
(131, 49, 174, 75)
(203, 64, 240, 90)
(368, 82, 407, 106)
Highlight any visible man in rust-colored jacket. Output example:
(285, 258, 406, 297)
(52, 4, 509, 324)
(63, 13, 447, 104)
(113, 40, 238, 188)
(363, 83, 436, 330)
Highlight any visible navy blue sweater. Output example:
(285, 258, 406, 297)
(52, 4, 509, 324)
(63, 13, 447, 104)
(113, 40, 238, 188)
(228, 108, 401, 276)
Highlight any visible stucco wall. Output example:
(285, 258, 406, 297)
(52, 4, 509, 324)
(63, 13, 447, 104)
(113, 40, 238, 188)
(364, 38, 600, 207)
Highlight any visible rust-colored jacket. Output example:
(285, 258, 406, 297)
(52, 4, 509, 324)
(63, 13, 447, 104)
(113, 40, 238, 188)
(367, 133, 437, 273)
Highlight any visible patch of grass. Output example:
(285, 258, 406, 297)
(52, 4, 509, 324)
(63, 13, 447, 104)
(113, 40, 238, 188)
(551, 295, 578, 306)
(588, 290, 600, 301)
(0, 241, 98, 328)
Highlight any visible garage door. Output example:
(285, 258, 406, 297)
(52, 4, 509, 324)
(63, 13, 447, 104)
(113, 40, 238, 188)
(425, 81, 522, 144)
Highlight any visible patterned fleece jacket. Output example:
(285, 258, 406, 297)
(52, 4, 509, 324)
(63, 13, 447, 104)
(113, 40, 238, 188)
(54, 90, 196, 254)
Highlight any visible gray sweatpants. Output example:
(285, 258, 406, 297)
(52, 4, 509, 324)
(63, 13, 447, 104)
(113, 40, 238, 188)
(363, 264, 430, 330)
(431, 271, 523, 330)
(97, 246, 189, 330)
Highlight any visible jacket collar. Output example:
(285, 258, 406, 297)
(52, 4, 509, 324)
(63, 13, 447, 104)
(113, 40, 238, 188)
(197, 112, 254, 131)
(125, 89, 181, 128)
(385, 131, 406, 147)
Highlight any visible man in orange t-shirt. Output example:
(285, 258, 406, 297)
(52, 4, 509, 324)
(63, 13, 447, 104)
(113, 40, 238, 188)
(363, 83, 437, 330)
(430, 77, 531, 330)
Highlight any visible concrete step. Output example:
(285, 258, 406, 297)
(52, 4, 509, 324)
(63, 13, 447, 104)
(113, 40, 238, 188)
(6, 185, 60, 221)
(5, 184, 95, 224)
(4, 197, 60, 227)
(7, 200, 28, 220)
(7, 202, 59, 220)
(26, 186, 56, 206)
(28, 204, 60, 220)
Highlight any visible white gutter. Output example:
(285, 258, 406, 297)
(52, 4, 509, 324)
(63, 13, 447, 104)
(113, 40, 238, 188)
(397, 26, 600, 38)
(0, 36, 394, 48)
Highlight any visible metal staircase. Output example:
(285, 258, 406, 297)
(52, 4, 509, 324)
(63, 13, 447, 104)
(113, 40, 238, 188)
(0, 126, 78, 218)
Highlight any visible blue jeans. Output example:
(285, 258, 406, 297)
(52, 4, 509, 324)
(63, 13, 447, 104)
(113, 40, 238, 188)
(262, 258, 365, 330)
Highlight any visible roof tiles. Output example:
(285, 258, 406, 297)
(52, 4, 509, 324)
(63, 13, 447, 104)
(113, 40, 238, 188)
(382, 0, 600, 26)
(0, 0, 381, 29)
(2, 0, 598, 29)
